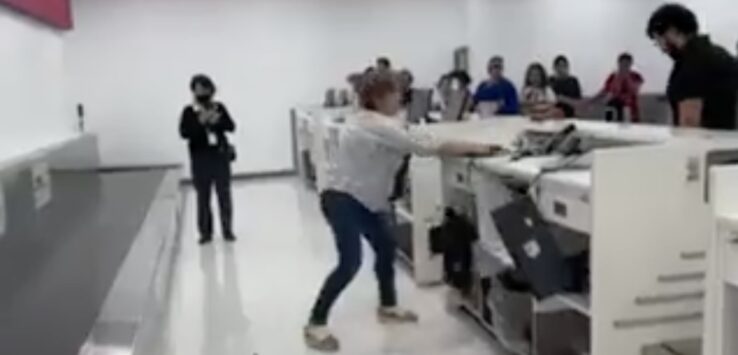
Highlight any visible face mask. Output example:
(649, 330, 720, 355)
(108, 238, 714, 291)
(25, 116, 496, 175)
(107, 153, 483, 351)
(196, 94, 213, 104)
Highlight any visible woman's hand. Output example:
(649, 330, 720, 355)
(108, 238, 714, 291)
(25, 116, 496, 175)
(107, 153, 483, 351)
(198, 107, 220, 125)
(208, 110, 222, 124)
(470, 143, 505, 157)
(197, 110, 211, 125)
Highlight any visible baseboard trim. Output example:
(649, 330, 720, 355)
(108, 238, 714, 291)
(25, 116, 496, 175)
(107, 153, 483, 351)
(92, 165, 295, 185)
(232, 169, 296, 181)
(95, 164, 182, 173)
(180, 169, 296, 185)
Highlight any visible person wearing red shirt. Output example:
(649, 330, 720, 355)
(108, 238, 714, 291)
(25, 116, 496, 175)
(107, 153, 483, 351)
(591, 53, 645, 122)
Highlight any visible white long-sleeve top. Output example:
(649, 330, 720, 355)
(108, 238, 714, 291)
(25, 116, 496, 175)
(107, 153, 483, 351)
(324, 110, 442, 212)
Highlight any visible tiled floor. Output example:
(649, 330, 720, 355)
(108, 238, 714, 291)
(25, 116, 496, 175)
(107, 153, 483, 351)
(153, 178, 508, 355)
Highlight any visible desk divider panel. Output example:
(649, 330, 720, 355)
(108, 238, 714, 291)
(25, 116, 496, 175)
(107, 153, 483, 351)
(591, 142, 711, 355)
(703, 165, 738, 355)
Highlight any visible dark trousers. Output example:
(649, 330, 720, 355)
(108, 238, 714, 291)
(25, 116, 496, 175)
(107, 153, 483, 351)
(309, 190, 398, 325)
(191, 151, 233, 238)
(605, 99, 625, 122)
(605, 98, 640, 123)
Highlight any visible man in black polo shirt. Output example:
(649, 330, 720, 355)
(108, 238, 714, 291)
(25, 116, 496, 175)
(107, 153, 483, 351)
(647, 3, 738, 129)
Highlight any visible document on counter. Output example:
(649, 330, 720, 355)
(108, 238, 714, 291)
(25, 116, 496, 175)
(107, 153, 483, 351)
(32, 162, 52, 210)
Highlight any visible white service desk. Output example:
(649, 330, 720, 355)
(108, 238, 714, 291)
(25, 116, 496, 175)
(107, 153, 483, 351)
(289, 109, 738, 354)
(432, 117, 738, 355)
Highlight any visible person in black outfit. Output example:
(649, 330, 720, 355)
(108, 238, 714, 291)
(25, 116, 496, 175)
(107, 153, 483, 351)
(549, 55, 583, 118)
(647, 3, 738, 129)
(398, 69, 415, 107)
(180, 74, 237, 244)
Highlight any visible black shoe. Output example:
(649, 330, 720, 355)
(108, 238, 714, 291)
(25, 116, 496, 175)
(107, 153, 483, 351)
(199, 235, 213, 245)
(224, 233, 237, 242)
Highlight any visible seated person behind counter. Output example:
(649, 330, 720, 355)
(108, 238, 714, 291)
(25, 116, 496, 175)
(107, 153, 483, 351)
(549, 55, 583, 118)
(474, 56, 520, 117)
(520, 62, 558, 119)
(397, 69, 415, 107)
(434, 70, 474, 114)
(590, 53, 644, 123)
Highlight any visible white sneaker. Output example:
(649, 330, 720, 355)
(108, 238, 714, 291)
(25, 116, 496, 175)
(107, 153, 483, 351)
(303, 325, 340, 352)
(377, 307, 419, 324)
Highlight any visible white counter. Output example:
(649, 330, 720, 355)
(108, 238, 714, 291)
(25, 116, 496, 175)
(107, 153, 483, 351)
(0, 133, 82, 171)
(434, 117, 738, 355)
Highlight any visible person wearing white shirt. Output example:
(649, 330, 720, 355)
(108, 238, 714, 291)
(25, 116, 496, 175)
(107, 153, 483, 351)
(304, 71, 501, 352)
(520, 62, 560, 120)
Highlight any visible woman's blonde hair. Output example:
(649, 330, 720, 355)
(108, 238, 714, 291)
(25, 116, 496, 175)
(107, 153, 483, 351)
(358, 71, 400, 110)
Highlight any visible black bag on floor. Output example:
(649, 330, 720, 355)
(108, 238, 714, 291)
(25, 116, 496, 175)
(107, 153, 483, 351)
(430, 208, 478, 293)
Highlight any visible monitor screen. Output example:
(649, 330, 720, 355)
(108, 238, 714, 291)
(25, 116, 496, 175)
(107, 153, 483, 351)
(407, 89, 432, 124)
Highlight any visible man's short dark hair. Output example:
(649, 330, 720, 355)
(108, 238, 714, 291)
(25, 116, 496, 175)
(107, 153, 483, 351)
(448, 70, 472, 87)
(376, 57, 391, 68)
(618, 52, 634, 63)
(553, 55, 569, 66)
(647, 3, 699, 38)
(190, 74, 216, 92)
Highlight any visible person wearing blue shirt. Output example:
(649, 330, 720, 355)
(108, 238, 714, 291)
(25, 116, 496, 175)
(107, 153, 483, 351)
(473, 56, 520, 116)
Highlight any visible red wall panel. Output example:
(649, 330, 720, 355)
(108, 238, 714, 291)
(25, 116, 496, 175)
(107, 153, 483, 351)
(0, 0, 72, 29)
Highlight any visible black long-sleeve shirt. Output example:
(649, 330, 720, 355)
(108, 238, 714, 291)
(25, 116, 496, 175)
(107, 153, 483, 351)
(179, 102, 236, 154)
(550, 75, 582, 117)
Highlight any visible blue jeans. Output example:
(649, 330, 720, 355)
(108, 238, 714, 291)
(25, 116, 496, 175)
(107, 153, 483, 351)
(309, 190, 398, 325)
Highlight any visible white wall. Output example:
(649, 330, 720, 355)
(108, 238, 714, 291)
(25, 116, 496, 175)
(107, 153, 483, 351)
(465, 0, 738, 96)
(0, 6, 73, 159)
(67, 0, 736, 173)
(65, 0, 467, 174)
